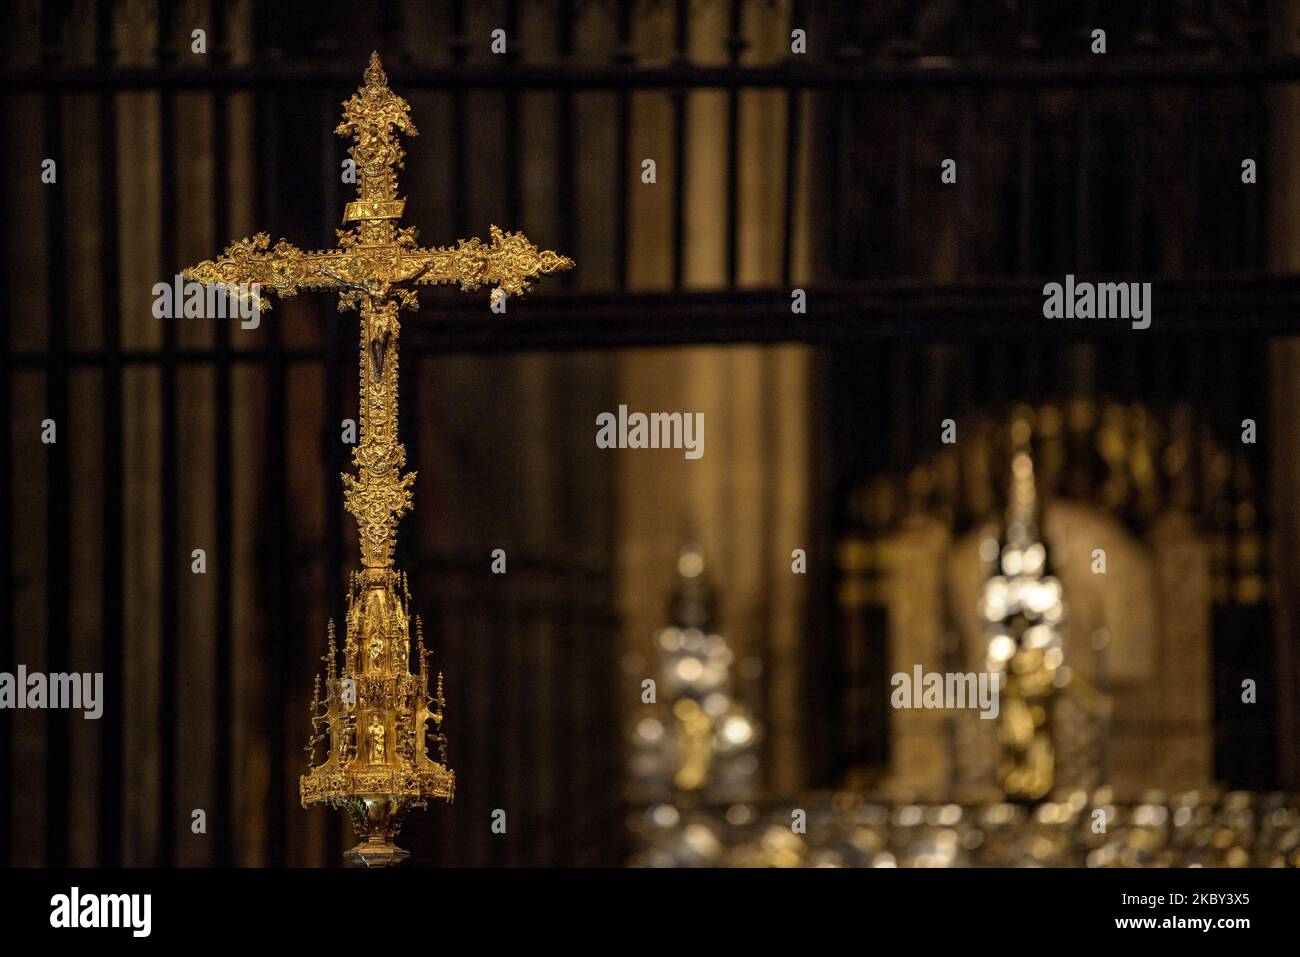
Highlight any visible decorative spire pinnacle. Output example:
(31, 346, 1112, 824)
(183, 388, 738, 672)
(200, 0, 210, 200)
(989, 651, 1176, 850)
(433, 672, 448, 764)
(363, 50, 387, 88)
(324, 619, 337, 680)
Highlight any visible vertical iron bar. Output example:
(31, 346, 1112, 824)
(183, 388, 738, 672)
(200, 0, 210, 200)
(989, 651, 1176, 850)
(600, 590, 622, 862)
(451, 1, 469, 240)
(1053, 118, 1070, 271)
(893, 91, 913, 276)
(557, 1, 577, 292)
(156, 0, 180, 869)
(671, 0, 688, 289)
(614, 0, 633, 290)
(530, 609, 548, 865)
(756, 352, 775, 791)
(724, 0, 744, 286)
(965, 0, 980, 52)
(577, 589, 596, 861)
(1186, 87, 1203, 274)
(1245, 82, 1263, 268)
(448, 0, 472, 866)
(378, 0, 403, 58)
(505, 582, 523, 866)
(42, 9, 71, 869)
(1136, 0, 1157, 48)
(781, 1, 806, 286)
(1017, 0, 1039, 53)
(254, 46, 289, 868)
(559, 585, 579, 863)
(956, 87, 973, 276)
(474, 591, 492, 865)
(1017, 89, 1035, 273)
(827, 98, 842, 277)
(1129, 89, 1149, 271)
(828, 0, 862, 281)
(95, 0, 125, 868)
(1076, 88, 1093, 271)
(1247, 0, 1268, 270)
(780, 83, 800, 285)
(0, 16, 11, 871)
(210, 0, 234, 869)
(504, 0, 521, 228)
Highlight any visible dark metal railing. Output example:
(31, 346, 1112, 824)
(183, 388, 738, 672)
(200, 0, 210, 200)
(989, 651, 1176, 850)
(2, 0, 1299, 866)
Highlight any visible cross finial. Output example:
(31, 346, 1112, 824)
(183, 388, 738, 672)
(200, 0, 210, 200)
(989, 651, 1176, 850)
(364, 50, 386, 86)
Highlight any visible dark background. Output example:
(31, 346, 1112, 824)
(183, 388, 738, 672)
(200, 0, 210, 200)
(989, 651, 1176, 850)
(3, 0, 1300, 867)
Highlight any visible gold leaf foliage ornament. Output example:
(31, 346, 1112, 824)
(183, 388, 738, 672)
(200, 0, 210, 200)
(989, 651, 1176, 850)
(183, 52, 574, 866)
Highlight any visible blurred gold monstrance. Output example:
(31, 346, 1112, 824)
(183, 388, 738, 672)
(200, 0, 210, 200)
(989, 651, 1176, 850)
(183, 52, 574, 865)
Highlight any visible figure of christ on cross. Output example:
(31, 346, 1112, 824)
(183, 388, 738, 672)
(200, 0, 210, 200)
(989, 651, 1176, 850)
(183, 51, 574, 571)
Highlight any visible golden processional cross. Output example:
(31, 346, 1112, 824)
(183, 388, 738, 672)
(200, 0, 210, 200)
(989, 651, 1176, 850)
(183, 52, 573, 867)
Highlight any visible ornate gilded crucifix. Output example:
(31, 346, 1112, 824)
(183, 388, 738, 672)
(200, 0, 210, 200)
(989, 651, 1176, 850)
(183, 52, 573, 866)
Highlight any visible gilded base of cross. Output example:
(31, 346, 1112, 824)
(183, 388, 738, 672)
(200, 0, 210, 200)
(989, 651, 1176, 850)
(183, 52, 573, 866)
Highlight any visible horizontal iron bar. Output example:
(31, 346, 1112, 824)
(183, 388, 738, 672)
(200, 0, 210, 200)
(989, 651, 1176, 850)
(404, 274, 1300, 349)
(3, 56, 1300, 92)
(6, 276, 1300, 361)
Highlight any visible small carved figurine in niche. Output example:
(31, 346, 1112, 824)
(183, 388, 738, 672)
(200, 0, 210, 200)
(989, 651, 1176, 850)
(368, 714, 386, 766)
(396, 701, 414, 761)
(367, 636, 385, 672)
(337, 717, 356, 765)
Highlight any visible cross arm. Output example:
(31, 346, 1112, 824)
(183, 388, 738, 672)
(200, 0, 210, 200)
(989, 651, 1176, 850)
(182, 233, 354, 308)
(403, 225, 574, 299)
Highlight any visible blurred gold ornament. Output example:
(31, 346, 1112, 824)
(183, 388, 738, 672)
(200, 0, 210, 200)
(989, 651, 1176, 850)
(183, 52, 573, 866)
(672, 698, 714, 792)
